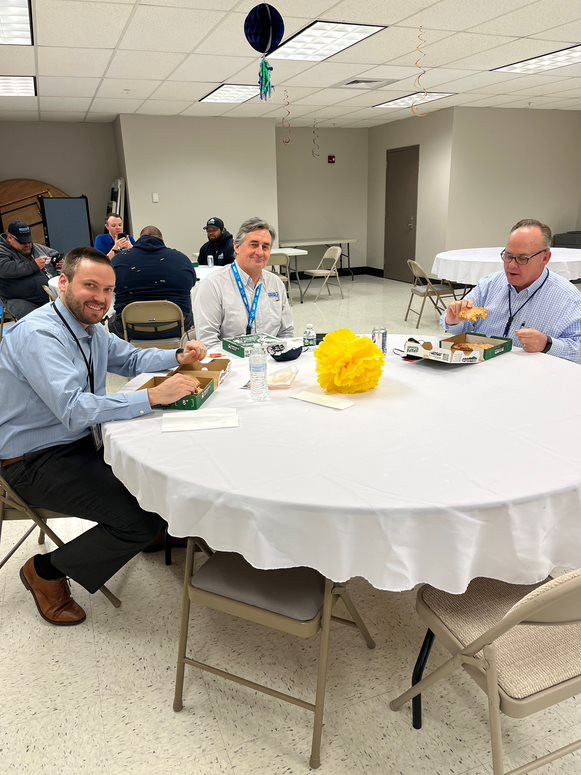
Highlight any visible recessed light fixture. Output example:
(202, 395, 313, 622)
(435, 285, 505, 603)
(200, 84, 260, 103)
(0, 0, 33, 45)
(0, 75, 35, 96)
(493, 44, 581, 74)
(374, 92, 454, 108)
(270, 21, 385, 62)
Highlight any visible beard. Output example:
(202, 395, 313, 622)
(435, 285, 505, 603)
(63, 288, 106, 325)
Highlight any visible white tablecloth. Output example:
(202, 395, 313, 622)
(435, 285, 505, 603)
(433, 247, 581, 284)
(104, 337, 581, 593)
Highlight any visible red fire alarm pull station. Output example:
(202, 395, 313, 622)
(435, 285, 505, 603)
(328, 155, 336, 164)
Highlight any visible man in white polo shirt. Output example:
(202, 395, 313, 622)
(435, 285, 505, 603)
(193, 216, 294, 349)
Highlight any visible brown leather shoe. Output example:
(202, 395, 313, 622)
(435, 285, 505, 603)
(20, 556, 86, 626)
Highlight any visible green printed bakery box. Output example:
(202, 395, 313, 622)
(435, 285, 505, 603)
(404, 333, 511, 365)
(222, 334, 282, 358)
(441, 333, 512, 360)
(138, 374, 214, 410)
(174, 358, 231, 389)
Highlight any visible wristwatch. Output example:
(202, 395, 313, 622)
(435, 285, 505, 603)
(542, 335, 552, 353)
(175, 347, 184, 363)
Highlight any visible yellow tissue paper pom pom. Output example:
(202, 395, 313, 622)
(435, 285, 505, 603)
(314, 329, 385, 394)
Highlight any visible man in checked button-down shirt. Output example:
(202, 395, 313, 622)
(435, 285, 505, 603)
(442, 219, 581, 363)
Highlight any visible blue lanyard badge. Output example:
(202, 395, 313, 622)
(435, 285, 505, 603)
(231, 261, 262, 335)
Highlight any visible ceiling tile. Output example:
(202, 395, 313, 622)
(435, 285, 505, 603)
(39, 112, 87, 121)
(433, 70, 531, 93)
(509, 79, 581, 97)
(89, 97, 144, 113)
(452, 73, 565, 95)
(294, 87, 367, 105)
(0, 96, 39, 111)
(530, 19, 581, 44)
(277, 61, 376, 88)
(0, 46, 35, 76)
(119, 6, 225, 53)
(236, 0, 338, 18)
(150, 81, 217, 100)
(288, 104, 362, 119)
(470, 0, 581, 36)
(359, 64, 431, 81)
(266, 86, 321, 104)
(39, 96, 92, 110)
(85, 113, 116, 121)
(142, 0, 238, 8)
(235, 59, 316, 84)
(38, 76, 100, 97)
(0, 111, 39, 120)
(332, 90, 409, 107)
(331, 26, 453, 65)
(38, 47, 112, 78)
(179, 102, 232, 116)
(388, 32, 516, 68)
(136, 99, 193, 114)
(97, 79, 161, 99)
(458, 94, 524, 107)
(169, 53, 254, 82)
(106, 50, 185, 79)
(265, 103, 328, 118)
(402, 0, 533, 32)
(222, 101, 280, 116)
(36, 0, 132, 48)
(192, 12, 306, 56)
(320, 0, 437, 26)
(446, 38, 572, 70)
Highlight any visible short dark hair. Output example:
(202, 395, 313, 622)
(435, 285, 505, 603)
(510, 219, 552, 248)
(61, 247, 114, 280)
(106, 213, 122, 224)
(140, 225, 163, 239)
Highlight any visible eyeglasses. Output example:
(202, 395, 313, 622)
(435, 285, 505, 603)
(500, 248, 547, 265)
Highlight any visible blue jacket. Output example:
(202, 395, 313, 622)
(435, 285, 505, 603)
(95, 232, 135, 255)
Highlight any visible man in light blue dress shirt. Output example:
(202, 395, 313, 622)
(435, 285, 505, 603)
(441, 219, 581, 364)
(0, 247, 206, 626)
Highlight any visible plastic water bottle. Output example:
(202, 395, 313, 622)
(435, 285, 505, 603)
(371, 326, 388, 354)
(303, 323, 316, 349)
(207, 255, 214, 267)
(249, 344, 269, 401)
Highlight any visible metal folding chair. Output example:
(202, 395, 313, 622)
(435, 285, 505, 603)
(404, 259, 457, 328)
(121, 300, 185, 349)
(303, 246, 344, 302)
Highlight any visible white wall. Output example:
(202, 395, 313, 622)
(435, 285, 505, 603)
(0, 122, 119, 236)
(118, 115, 279, 255)
(447, 107, 581, 248)
(367, 109, 454, 273)
(275, 127, 368, 268)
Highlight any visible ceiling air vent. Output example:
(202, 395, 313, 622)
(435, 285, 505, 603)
(336, 78, 399, 89)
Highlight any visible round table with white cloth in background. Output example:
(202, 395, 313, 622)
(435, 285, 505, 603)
(432, 247, 581, 285)
(103, 337, 581, 594)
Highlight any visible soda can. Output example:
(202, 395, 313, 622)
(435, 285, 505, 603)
(371, 326, 388, 354)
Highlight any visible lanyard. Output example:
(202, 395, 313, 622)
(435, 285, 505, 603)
(52, 303, 94, 392)
(231, 261, 263, 335)
(503, 269, 549, 338)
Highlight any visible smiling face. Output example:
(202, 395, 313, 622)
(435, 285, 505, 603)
(58, 259, 115, 327)
(503, 226, 551, 291)
(234, 228, 272, 281)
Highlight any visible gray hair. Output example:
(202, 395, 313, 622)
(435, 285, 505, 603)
(235, 217, 276, 245)
(510, 219, 552, 248)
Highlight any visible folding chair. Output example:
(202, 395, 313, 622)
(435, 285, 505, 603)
(0, 473, 120, 608)
(404, 259, 457, 328)
(42, 284, 58, 302)
(121, 300, 185, 349)
(303, 246, 344, 302)
(174, 543, 375, 769)
(0, 298, 17, 343)
(390, 572, 581, 775)
(266, 252, 292, 304)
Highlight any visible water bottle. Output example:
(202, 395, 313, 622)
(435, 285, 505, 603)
(207, 254, 214, 267)
(371, 326, 388, 354)
(303, 323, 316, 348)
(249, 344, 269, 401)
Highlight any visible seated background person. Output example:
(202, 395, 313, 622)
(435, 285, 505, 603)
(194, 216, 293, 349)
(0, 220, 60, 319)
(198, 217, 234, 266)
(442, 218, 581, 363)
(95, 214, 135, 260)
(0, 247, 206, 626)
(110, 225, 196, 338)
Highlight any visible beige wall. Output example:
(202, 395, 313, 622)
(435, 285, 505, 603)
(118, 115, 279, 256)
(0, 122, 119, 237)
(367, 109, 454, 273)
(447, 107, 581, 248)
(275, 126, 368, 268)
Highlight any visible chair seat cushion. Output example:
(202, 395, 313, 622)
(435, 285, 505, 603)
(191, 552, 325, 621)
(421, 578, 581, 700)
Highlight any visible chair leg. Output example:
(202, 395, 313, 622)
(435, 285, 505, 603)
(173, 537, 196, 712)
(404, 291, 415, 322)
(335, 271, 344, 299)
(337, 587, 375, 649)
(309, 579, 334, 769)
(416, 295, 427, 328)
(390, 652, 463, 713)
(303, 277, 314, 299)
(412, 629, 435, 729)
(483, 645, 505, 775)
(38, 529, 46, 545)
(314, 276, 328, 302)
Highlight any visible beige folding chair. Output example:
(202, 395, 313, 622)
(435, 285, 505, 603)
(122, 300, 185, 349)
(266, 252, 292, 304)
(0, 473, 120, 607)
(42, 284, 58, 302)
(390, 572, 581, 775)
(404, 259, 457, 328)
(174, 542, 375, 769)
(303, 246, 344, 302)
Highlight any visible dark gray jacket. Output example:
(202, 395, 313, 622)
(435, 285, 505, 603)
(0, 235, 59, 306)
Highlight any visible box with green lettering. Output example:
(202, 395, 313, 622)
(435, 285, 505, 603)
(174, 358, 231, 388)
(441, 333, 512, 360)
(222, 334, 281, 358)
(404, 333, 511, 364)
(137, 374, 214, 410)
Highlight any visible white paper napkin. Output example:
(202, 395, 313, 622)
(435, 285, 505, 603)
(291, 390, 354, 410)
(162, 408, 239, 432)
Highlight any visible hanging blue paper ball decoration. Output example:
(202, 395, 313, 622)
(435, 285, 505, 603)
(244, 4, 284, 55)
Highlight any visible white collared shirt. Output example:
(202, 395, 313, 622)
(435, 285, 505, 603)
(193, 264, 294, 348)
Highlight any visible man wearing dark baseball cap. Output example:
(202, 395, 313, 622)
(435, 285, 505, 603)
(198, 217, 234, 266)
(0, 220, 61, 319)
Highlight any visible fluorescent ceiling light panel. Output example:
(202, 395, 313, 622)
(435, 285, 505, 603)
(270, 21, 385, 62)
(200, 84, 260, 103)
(0, 75, 35, 95)
(493, 44, 581, 74)
(375, 92, 453, 108)
(0, 0, 32, 45)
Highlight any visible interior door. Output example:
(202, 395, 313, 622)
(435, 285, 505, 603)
(383, 146, 419, 282)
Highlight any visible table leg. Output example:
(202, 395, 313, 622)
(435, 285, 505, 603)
(290, 255, 304, 303)
(333, 243, 354, 281)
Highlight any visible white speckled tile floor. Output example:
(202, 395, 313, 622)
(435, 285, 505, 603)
(2, 277, 579, 774)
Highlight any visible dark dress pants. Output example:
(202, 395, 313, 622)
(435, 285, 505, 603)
(3, 435, 164, 593)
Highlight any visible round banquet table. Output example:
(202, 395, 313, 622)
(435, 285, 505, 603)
(103, 337, 581, 594)
(432, 247, 581, 285)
